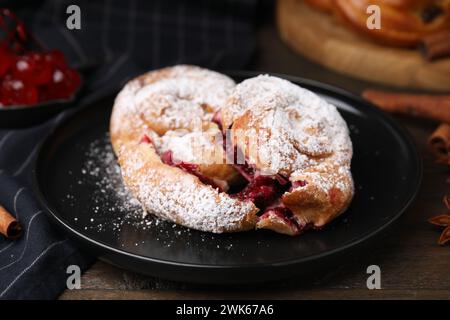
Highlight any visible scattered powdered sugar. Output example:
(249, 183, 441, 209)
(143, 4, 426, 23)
(76, 134, 148, 232)
(73, 135, 183, 237)
(68, 133, 243, 250)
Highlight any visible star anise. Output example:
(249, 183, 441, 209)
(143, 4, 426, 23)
(428, 196, 450, 245)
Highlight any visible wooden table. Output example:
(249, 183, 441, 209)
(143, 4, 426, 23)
(60, 19, 450, 300)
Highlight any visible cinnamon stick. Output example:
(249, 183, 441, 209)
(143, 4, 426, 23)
(429, 123, 450, 164)
(0, 205, 23, 239)
(421, 30, 450, 61)
(362, 90, 450, 123)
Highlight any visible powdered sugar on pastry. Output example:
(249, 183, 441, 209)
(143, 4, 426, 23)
(118, 142, 258, 233)
(126, 65, 234, 136)
(155, 126, 224, 165)
(111, 67, 354, 235)
(225, 75, 352, 182)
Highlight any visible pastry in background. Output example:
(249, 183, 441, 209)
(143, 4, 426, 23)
(305, 0, 450, 47)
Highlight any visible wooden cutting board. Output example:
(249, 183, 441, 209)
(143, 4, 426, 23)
(277, 0, 450, 92)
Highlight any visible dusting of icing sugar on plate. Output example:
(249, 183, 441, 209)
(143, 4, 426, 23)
(61, 133, 257, 250)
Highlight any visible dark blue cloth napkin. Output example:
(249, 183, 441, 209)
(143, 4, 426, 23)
(0, 0, 257, 299)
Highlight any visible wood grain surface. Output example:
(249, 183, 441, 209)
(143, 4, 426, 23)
(60, 14, 450, 300)
(277, 0, 450, 92)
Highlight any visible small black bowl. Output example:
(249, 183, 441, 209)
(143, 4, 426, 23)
(0, 79, 83, 129)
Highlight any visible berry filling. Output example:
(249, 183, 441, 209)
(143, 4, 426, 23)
(274, 173, 289, 186)
(223, 115, 309, 232)
(151, 114, 315, 234)
(211, 109, 223, 129)
(232, 175, 280, 208)
(233, 161, 255, 182)
(289, 179, 308, 191)
(224, 149, 309, 233)
(139, 134, 152, 144)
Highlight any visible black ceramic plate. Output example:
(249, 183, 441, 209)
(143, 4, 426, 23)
(33, 72, 422, 284)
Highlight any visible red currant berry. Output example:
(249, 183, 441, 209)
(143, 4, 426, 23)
(12, 52, 53, 85)
(44, 67, 80, 100)
(44, 49, 66, 68)
(1, 76, 39, 106)
(0, 46, 15, 78)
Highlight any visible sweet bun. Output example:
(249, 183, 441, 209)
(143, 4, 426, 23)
(305, 0, 450, 47)
(110, 66, 354, 235)
(304, 0, 334, 12)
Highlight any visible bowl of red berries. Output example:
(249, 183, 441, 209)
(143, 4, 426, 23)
(0, 9, 82, 128)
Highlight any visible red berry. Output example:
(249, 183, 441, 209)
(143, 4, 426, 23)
(12, 52, 53, 85)
(43, 67, 80, 100)
(139, 134, 153, 144)
(292, 180, 307, 188)
(236, 176, 279, 208)
(0, 46, 15, 78)
(44, 49, 66, 68)
(1, 76, 39, 106)
(160, 150, 174, 165)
